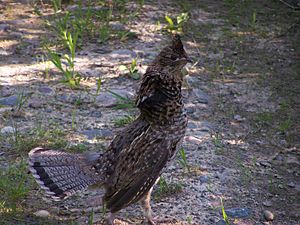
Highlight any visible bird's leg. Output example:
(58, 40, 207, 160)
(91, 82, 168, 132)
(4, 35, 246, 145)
(140, 187, 155, 225)
(105, 212, 115, 225)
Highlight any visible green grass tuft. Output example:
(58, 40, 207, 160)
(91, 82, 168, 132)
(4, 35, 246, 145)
(154, 177, 183, 201)
(0, 161, 31, 214)
(113, 115, 135, 127)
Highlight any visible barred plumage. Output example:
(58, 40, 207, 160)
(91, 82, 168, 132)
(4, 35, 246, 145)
(28, 34, 190, 225)
(28, 148, 105, 199)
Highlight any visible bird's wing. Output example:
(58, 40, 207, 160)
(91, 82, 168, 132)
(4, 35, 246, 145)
(137, 72, 182, 124)
(136, 69, 174, 124)
(108, 115, 149, 155)
(104, 127, 172, 212)
(136, 68, 161, 106)
(92, 116, 150, 178)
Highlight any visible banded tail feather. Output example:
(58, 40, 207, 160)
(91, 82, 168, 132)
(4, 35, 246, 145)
(28, 147, 104, 200)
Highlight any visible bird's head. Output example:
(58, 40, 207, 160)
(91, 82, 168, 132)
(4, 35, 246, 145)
(154, 34, 191, 70)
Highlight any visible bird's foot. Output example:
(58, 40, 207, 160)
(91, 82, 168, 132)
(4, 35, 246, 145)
(105, 212, 115, 225)
(147, 217, 169, 225)
(147, 216, 156, 225)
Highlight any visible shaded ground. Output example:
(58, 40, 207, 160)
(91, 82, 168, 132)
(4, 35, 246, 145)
(0, 0, 299, 225)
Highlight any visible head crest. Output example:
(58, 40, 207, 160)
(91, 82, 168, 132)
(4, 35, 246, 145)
(151, 34, 189, 67)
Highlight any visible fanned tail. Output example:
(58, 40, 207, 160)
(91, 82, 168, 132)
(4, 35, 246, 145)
(28, 147, 103, 200)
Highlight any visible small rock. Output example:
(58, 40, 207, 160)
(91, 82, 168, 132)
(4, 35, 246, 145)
(0, 95, 18, 106)
(287, 182, 295, 188)
(199, 175, 209, 183)
(10, 31, 23, 38)
(187, 121, 197, 129)
(0, 24, 10, 32)
(224, 207, 252, 219)
(82, 129, 113, 140)
(96, 90, 134, 107)
(29, 99, 43, 108)
(55, 94, 70, 103)
(286, 155, 299, 165)
(111, 89, 134, 99)
(208, 52, 224, 60)
(93, 48, 111, 54)
(45, 107, 52, 113)
(200, 121, 214, 130)
(199, 126, 211, 132)
(218, 169, 237, 183)
(110, 49, 137, 59)
(263, 210, 274, 221)
(262, 200, 272, 207)
(0, 49, 12, 56)
(38, 86, 53, 94)
(278, 184, 284, 189)
(184, 135, 202, 144)
(0, 86, 13, 97)
(144, 51, 157, 60)
(34, 209, 50, 218)
(216, 220, 227, 225)
(274, 154, 284, 161)
(256, 140, 265, 145)
(182, 90, 190, 99)
(11, 60, 19, 64)
(185, 75, 200, 87)
(90, 111, 102, 118)
(1, 126, 15, 135)
(109, 21, 125, 30)
(185, 106, 195, 114)
(96, 92, 116, 107)
(279, 139, 288, 147)
(234, 114, 245, 122)
(192, 89, 211, 104)
(274, 174, 281, 179)
(259, 161, 272, 168)
(193, 131, 210, 139)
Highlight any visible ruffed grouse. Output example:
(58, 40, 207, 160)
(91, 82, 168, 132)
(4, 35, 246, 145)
(28, 34, 190, 225)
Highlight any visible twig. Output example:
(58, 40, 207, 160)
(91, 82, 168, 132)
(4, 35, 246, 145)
(92, 63, 115, 68)
(92, 62, 133, 68)
(279, 0, 300, 10)
(191, 35, 201, 57)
